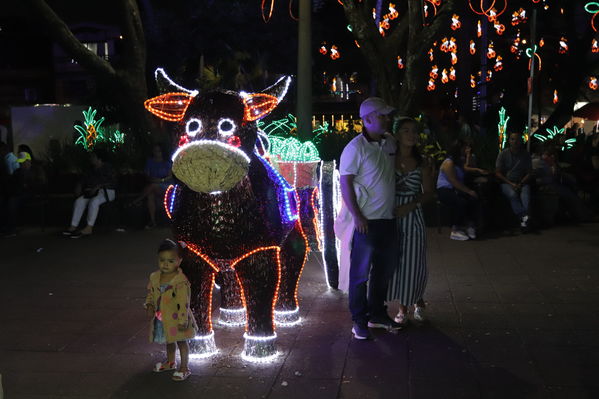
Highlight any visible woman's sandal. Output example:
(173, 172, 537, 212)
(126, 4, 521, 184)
(153, 361, 176, 372)
(172, 369, 191, 381)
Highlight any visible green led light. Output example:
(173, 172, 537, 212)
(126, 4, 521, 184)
(257, 114, 328, 162)
(498, 107, 510, 149)
(74, 107, 124, 151)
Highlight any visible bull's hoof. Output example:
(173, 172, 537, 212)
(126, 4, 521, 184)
(189, 331, 218, 358)
(274, 307, 301, 327)
(241, 333, 278, 362)
(219, 307, 246, 327)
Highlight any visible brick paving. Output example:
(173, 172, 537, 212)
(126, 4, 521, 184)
(1, 224, 599, 398)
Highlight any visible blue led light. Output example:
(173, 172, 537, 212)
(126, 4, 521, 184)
(256, 154, 298, 223)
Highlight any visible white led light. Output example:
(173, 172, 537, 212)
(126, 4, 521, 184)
(241, 351, 280, 363)
(155, 68, 199, 96)
(274, 307, 299, 315)
(171, 140, 250, 164)
(275, 318, 302, 327)
(243, 333, 277, 341)
(194, 331, 215, 341)
(217, 118, 237, 137)
(186, 118, 202, 137)
(220, 307, 246, 313)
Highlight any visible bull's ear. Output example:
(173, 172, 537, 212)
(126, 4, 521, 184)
(241, 76, 292, 122)
(144, 92, 195, 122)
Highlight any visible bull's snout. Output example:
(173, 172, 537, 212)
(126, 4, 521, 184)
(172, 140, 250, 193)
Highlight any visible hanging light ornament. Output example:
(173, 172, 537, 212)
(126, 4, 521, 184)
(553, 90, 559, 104)
(427, 78, 436, 91)
(585, 2, 599, 32)
(511, 32, 521, 54)
(559, 37, 569, 54)
(593, 39, 599, 53)
(477, 20, 482, 38)
(494, 19, 505, 35)
(470, 74, 476, 88)
(330, 45, 340, 60)
(449, 67, 456, 81)
(430, 65, 439, 79)
(441, 68, 449, 84)
(470, 40, 476, 55)
(487, 41, 496, 58)
(589, 76, 598, 90)
(319, 44, 327, 55)
(451, 14, 462, 30)
(450, 52, 458, 65)
(428, 48, 434, 61)
(388, 3, 399, 19)
(397, 56, 405, 69)
(512, 8, 528, 25)
(494, 55, 503, 71)
(486, 70, 493, 82)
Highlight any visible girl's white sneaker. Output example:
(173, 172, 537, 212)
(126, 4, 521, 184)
(450, 230, 469, 241)
(413, 306, 426, 322)
(394, 312, 409, 326)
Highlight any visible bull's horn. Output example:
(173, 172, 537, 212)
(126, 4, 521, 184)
(241, 76, 292, 122)
(155, 68, 199, 97)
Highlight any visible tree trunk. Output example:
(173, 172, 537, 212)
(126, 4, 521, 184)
(25, 0, 154, 136)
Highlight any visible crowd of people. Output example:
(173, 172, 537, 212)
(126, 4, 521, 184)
(336, 97, 599, 341)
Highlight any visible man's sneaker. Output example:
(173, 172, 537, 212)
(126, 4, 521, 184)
(520, 215, 529, 228)
(450, 230, 469, 241)
(413, 306, 426, 323)
(352, 323, 370, 340)
(466, 227, 477, 240)
(368, 316, 403, 330)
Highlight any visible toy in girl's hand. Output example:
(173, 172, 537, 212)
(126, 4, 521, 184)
(145, 69, 308, 361)
(144, 239, 197, 381)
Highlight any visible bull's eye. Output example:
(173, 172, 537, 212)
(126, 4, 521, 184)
(186, 118, 202, 137)
(217, 118, 236, 137)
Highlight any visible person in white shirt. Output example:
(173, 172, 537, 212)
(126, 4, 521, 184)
(339, 97, 402, 340)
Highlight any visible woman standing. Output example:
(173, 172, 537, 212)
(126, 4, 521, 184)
(389, 117, 434, 325)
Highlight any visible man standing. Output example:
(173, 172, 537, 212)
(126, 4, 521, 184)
(496, 132, 533, 230)
(339, 97, 401, 340)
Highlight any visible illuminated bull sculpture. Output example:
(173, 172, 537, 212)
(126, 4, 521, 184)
(145, 69, 308, 361)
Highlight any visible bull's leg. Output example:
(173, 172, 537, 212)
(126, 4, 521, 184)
(275, 223, 308, 325)
(233, 248, 280, 361)
(218, 269, 245, 326)
(180, 254, 218, 357)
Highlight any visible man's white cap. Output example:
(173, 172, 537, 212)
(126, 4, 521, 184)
(359, 97, 395, 119)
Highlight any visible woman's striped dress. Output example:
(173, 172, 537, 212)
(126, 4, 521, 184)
(387, 168, 428, 304)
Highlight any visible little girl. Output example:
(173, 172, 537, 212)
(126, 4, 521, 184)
(144, 239, 197, 381)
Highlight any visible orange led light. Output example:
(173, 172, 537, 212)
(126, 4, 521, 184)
(310, 187, 322, 252)
(144, 92, 195, 122)
(451, 14, 461, 30)
(243, 93, 279, 122)
(441, 69, 449, 84)
(470, 74, 476, 88)
(427, 79, 436, 91)
(163, 184, 175, 219)
(470, 40, 476, 55)
(589, 77, 598, 90)
(592, 39, 598, 53)
(553, 90, 559, 104)
(186, 243, 220, 273)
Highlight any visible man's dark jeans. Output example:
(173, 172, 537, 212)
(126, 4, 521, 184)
(349, 218, 397, 325)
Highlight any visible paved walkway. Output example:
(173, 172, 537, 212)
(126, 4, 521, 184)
(1, 224, 598, 399)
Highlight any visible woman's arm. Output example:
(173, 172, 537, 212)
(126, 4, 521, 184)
(441, 159, 477, 197)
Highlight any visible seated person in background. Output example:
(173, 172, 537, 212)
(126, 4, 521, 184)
(495, 132, 533, 231)
(63, 149, 116, 238)
(463, 140, 491, 177)
(0, 152, 33, 237)
(533, 146, 590, 222)
(0, 141, 19, 175)
(437, 139, 480, 241)
(129, 144, 172, 229)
